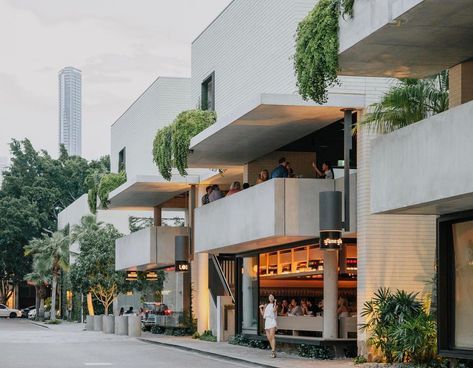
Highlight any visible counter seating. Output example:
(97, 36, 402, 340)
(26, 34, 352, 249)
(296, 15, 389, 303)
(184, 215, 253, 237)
(276, 316, 357, 338)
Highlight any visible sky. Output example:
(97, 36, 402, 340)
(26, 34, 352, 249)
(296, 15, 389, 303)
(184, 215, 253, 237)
(0, 0, 232, 161)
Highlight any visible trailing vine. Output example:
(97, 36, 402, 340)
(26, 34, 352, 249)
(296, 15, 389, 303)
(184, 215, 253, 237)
(152, 109, 216, 181)
(294, 0, 355, 104)
(96, 171, 127, 209)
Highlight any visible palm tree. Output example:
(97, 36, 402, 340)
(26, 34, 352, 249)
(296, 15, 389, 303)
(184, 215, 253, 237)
(359, 71, 449, 133)
(24, 262, 49, 320)
(25, 232, 70, 321)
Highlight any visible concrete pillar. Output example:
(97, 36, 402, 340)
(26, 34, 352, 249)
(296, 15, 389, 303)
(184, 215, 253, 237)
(323, 251, 338, 339)
(103, 315, 115, 334)
(242, 257, 256, 331)
(85, 315, 94, 331)
(115, 316, 128, 335)
(449, 60, 473, 108)
(153, 206, 162, 227)
(93, 315, 103, 331)
(128, 315, 142, 337)
(197, 252, 209, 333)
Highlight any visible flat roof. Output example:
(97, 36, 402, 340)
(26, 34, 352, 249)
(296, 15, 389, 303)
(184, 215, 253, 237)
(339, 0, 473, 78)
(188, 93, 365, 168)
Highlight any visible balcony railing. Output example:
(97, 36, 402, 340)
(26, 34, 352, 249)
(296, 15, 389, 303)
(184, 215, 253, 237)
(194, 176, 356, 254)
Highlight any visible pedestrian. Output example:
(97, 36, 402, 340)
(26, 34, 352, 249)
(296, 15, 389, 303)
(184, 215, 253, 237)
(259, 294, 278, 358)
(119, 307, 124, 316)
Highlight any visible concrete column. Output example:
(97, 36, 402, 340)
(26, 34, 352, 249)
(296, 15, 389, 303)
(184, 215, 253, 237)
(153, 206, 162, 227)
(103, 315, 115, 334)
(323, 250, 338, 339)
(86, 315, 94, 331)
(242, 257, 257, 331)
(115, 315, 128, 335)
(128, 315, 141, 337)
(197, 252, 209, 333)
(93, 315, 103, 331)
(449, 60, 473, 108)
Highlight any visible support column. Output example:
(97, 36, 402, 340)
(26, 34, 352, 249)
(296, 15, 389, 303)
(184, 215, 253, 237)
(153, 206, 162, 227)
(197, 252, 209, 333)
(449, 60, 473, 108)
(323, 250, 338, 339)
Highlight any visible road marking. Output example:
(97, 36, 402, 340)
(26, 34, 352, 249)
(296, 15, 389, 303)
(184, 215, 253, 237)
(84, 363, 113, 366)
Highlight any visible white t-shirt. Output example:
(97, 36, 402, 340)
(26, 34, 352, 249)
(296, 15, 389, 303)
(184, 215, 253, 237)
(263, 303, 277, 330)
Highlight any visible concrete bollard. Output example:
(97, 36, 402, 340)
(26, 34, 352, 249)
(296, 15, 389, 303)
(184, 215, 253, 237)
(86, 315, 94, 331)
(115, 315, 128, 335)
(103, 315, 115, 334)
(127, 315, 142, 337)
(93, 315, 103, 331)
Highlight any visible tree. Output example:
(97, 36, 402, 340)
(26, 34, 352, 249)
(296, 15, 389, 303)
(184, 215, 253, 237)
(24, 232, 70, 321)
(24, 261, 49, 320)
(359, 72, 449, 133)
(70, 216, 125, 315)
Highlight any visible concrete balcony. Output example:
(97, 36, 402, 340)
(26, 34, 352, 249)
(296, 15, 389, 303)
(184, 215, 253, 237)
(115, 226, 190, 271)
(371, 100, 473, 215)
(194, 176, 356, 254)
(338, 0, 473, 78)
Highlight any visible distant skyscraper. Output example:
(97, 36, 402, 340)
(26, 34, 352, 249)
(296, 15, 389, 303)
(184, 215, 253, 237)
(58, 66, 82, 156)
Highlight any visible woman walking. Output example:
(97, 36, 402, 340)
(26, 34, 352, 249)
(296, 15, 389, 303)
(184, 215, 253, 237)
(259, 294, 278, 358)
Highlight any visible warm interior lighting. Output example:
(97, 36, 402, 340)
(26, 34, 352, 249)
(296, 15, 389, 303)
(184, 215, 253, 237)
(126, 271, 138, 281)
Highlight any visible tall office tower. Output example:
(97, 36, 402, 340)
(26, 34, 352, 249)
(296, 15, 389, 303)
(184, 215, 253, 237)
(58, 66, 82, 156)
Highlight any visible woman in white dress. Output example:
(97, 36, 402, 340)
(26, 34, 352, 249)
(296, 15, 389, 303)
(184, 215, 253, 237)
(259, 294, 278, 358)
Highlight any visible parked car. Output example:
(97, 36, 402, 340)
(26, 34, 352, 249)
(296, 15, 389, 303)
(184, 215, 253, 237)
(141, 314, 158, 331)
(21, 305, 35, 318)
(0, 304, 22, 318)
(28, 308, 37, 319)
(142, 302, 172, 316)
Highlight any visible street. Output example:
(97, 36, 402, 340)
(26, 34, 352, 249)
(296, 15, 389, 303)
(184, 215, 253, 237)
(0, 319, 251, 368)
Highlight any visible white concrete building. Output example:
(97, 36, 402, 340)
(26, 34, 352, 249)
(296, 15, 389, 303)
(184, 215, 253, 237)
(59, 66, 82, 156)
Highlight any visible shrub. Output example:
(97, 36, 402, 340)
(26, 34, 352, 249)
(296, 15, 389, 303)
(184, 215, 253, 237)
(45, 319, 62, 325)
(228, 335, 268, 350)
(199, 330, 217, 342)
(353, 355, 368, 365)
(297, 344, 334, 360)
(150, 325, 164, 334)
(97, 171, 126, 209)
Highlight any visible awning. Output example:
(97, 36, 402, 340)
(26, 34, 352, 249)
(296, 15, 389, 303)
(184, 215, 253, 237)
(338, 0, 473, 78)
(188, 93, 365, 168)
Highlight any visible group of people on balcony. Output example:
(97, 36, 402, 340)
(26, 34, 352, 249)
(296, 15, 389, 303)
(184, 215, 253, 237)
(275, 297, 352, 318)
(201, 157, 335, 205)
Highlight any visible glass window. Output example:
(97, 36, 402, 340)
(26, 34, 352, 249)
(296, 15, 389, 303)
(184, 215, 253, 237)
(452, 220, 473, 349)
(241, 255, 258, 334)
(118, 147, 126, 172)
(201, 73, 215, 111)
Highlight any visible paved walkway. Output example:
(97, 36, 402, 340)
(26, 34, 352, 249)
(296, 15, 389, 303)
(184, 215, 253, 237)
(140, 332, 354, 368)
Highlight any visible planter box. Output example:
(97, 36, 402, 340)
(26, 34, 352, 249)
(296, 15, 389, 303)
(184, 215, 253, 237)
(115, 315, 128, 335)
(128, 315, 141, 337)
(103, 315, 115, 334)
(93, 315, 103, 331)
(86, 315, 94, 331)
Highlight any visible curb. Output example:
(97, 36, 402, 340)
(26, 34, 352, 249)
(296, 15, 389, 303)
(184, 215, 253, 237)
(29, 321, 49, 329)
(138, 338, 276, 368)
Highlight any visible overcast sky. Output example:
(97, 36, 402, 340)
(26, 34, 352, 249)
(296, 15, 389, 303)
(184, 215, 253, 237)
(0, 0, 231, 161)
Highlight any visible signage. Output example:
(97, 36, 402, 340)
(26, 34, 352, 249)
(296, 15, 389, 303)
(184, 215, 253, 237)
(319, 231, 343, 250)
(126, 271, 138, 281)
(146, 271, 158, 281)
(175, 260, 190, 272)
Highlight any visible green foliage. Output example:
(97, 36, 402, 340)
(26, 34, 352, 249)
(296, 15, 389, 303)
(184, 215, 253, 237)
(97, 171, 126, 209)
(192, 331, 200, 339)
(151, 325, 165, 334)
(359, 71, 449, 134)
(129, 216, 153, 233)
(228, 335, 269, 350)
(353, 355, 368, 365)
(152, 109, 216, 180)
(297, 344, 334, 360)
(360, 288, 436, 364)
(199, 330, 217, 342)
(45, 319, 62, 325)
(69, 215, 125, 314)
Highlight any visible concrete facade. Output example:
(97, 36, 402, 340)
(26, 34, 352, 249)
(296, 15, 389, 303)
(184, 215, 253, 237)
(191, 0, 393, 120)
(110, 77, 192, 178)
(370, 100, 473, 215)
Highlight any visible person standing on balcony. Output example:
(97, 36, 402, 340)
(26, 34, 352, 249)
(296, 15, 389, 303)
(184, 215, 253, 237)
(256, 169, 269, 184)
(259, 294, 278, 358)
(201, 185, 212, 205)
(312, 160, 334, 179)
(270, 157, 289, 179)
(226, 181, 241, 196)
(208, 184, 223, 202)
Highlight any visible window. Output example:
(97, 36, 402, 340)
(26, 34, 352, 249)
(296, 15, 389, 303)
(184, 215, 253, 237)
(118, 147, 126, 172)
(201, 72, 215, 111)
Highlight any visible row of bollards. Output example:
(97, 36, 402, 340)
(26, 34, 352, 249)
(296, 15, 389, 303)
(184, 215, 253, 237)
(85, 315, 141, 337)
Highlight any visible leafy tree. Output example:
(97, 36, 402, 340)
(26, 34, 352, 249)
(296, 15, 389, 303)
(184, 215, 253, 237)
(359, 71, 449, 133)
(70, 216, 125, 315)
(24, 261, 49, 320)
(24, 231, 70, 321)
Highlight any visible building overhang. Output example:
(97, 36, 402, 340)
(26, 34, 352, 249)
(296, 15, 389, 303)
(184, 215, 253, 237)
(338, 0, 473, 78)
(188, 93, 364, 168)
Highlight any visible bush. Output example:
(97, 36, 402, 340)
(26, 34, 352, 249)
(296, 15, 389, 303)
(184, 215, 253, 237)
(360, 288, 437, 364)
(192, 331, 200, 339)
(228, 335, 268, 350)
(199, 330, 217, 342)
(297, 344, 334, 360)
(353, 355, 368, 365)
(150, 325, 164, 334)
(97, 171, 126, 209)
(45, 319, 62, 325)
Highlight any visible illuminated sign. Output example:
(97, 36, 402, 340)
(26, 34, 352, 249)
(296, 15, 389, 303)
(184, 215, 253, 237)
(146, 271, 158, 281)
(175, 260, 189, 272)
(319, 231, 343, 250)
(126, 271, 138, 281)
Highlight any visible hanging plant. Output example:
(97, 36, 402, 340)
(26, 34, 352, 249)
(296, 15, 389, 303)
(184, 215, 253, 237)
(97, 171, 127, 209)
(152, 125, 173, 181)
(294, 0, 354, 104)
(152, 109, 216, 181)
(172, 109, 216, 176)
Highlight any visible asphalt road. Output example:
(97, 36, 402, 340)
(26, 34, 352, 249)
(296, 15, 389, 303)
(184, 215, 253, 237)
(0, 318, 251, 368)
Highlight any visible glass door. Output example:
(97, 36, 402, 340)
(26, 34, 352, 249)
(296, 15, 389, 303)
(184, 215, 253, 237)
(239, 255, 259, 335)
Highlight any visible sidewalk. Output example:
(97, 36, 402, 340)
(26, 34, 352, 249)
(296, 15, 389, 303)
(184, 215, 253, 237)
(140, 333, 354, 368)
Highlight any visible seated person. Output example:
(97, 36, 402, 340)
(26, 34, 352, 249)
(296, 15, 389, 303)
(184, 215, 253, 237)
(288, 299, 302, 316)
(300, 299, 312, 316)
(226, 181, 241, 196)
(278, 300, 289, 316)
(308, 299, 322, 315)
(270, 157, 289, 179)
(337, 297, 350, 317)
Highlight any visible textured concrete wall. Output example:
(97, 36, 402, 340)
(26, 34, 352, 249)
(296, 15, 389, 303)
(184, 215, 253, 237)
(191, 0, 393, 120)
(357, 126, 436, 353)
(111, 77, 192, 178)
(371, 100, 473, 214)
